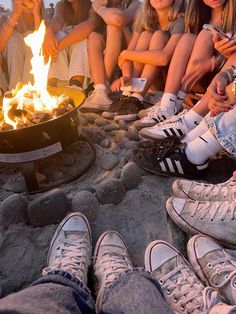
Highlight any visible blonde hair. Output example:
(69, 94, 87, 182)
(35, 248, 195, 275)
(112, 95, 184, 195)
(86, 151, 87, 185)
(133, 0, 185, 33)
(185, 0, 236, 35)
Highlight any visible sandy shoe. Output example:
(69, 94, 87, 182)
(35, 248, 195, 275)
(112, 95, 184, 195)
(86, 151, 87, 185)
(166, 197, 236, 248)
(94, 230, 133, 312)
(188, 235, 236, 305)
(80, 88, 112, 113)
(145, 240, 223, 314)
(172, 177, 236, 201)
(42, 212, 92, 286)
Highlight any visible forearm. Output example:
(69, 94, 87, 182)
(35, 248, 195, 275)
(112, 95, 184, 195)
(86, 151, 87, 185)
(0, 13, 20, 51)
(33, 11, 42, 29)
(122, 49, 170, 67)
(121, 61, 133, 78)
(58, 21, 95, 49)
(96, 7, 127, 27)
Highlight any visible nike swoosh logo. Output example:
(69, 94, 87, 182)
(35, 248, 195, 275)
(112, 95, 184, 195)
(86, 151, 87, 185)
(170, 99, 176, 102)
(194, 121, 199, 126)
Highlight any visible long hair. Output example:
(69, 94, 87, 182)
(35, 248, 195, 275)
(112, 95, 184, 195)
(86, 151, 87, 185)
(185, 0, 236, 35)
(133, 0, 185, 33)
(64, 0, 91, 25)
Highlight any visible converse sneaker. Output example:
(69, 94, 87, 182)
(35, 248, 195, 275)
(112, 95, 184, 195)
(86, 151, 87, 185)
(145, 240, 223, 314)
(172, 177, 236, 201)
(114, 97, 145, 122)
(140, 110, 188, 139)
(132, 141, 209, 179)
(42, 212, 92, 285)
(94, 230, 133, 311)
(188, 235, 236, 305)
(166, 197, 236, 247)
(102, 95, 129, 119)
(80, 88, 112, 113)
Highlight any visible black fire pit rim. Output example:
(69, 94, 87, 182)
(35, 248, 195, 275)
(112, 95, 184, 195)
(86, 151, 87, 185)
(0, 96, 85, 134)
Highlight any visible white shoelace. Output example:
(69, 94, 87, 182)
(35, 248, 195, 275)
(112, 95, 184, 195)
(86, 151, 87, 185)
(158, 263, 218, 313)
(50, 237, 90, 277)
(208, 255, 236, 289)
(96, 250, 132, 288)
(190, 200, 236, 221)
(190, 177, 235, 200)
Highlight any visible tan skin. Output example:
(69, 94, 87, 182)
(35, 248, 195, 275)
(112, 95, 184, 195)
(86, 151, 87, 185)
(43, 0, 100, 61)
(0, 0, 42, 52)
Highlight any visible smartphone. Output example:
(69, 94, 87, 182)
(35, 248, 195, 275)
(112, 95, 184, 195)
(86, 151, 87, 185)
(120, 78, 147, 93)
(203, 24, 231, 39)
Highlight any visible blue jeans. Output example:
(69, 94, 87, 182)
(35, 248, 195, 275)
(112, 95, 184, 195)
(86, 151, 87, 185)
(206, 106, 236, 158)
(0, 269, 173, 314)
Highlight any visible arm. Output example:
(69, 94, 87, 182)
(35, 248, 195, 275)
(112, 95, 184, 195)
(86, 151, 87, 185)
(59, 8, 100, 50)
(119, 33, 183, 67)
(0, 0, 24, 52)
(93, 0, 139, 27)
(32, 0, 42, 29)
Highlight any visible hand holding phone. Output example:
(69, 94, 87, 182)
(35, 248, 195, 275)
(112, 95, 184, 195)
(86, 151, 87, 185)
(203, 24, 231, 39)
(120, 77, 147, 93)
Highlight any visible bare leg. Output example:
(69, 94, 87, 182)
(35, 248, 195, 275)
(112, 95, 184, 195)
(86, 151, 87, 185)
(88, 32, 106, 85)
(181, 30, 214, 93)
(164, 33, 196, 95)
(138, 30, 169, 97)
(104, 25, 124, 81)
(132, 31, 153, 77)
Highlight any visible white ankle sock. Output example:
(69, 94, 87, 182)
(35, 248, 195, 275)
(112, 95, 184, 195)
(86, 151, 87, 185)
(94, 84, 106, 91)
(131, 93, 144, 102)
(176, 90, 186, 108)
(183, 119, 208, 143)
(182, 108, 203, 131)
(185, 129, 222, 165)
(122, 91, 131, 97)
(160, 93, 177, 114)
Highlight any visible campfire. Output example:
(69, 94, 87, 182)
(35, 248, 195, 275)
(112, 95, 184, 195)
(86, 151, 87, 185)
(0, 21, 75, 131)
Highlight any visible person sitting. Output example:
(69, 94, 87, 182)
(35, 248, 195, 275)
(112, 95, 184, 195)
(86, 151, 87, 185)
(132, 61, 236, 179)
(44, 0, 101, 90)
(80, 0, 141, 112)
(0, 0, 44, 90)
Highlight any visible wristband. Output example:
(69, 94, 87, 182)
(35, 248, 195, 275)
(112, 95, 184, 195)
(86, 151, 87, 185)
(8, 16, 18, 26)
(232, 79, 236, 96)
(223, 65, 236, 84)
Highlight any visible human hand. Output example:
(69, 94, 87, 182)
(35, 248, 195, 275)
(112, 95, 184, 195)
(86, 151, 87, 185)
(92, 0, 108, 13)
(118, 50, 129, 69)
(213, 33, 236, 58)
(110, 77, 122, 92)
(43, 28, 59, 60)
(206, 72, 235, 116)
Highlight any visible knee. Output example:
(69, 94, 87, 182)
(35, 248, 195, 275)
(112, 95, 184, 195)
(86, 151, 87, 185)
(88, 32, 103, 50)
(139, 30, 153, 41)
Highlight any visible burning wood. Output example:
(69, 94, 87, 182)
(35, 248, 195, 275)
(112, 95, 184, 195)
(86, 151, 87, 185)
(0, 21, 75, 131)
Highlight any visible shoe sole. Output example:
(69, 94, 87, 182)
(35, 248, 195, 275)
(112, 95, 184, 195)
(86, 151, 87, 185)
(140, 128, 167, 140)
(187, 235, 211, 286)
(166, 198, 236, 249)
(144, 240, 189, 272)
(114, 113, 138, 122)
(133, 121, 156, 130)
(47, 212, 92, 264)
(102, 111, 118, 119)
(132, 153, 205, 180)
(93, 230, 127, 265)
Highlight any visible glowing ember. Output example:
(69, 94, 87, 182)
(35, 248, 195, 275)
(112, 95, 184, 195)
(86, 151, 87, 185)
(0, 21, 74, 131)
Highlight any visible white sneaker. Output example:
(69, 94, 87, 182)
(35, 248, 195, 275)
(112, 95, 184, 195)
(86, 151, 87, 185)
(137, 101, 161, 121)
(188, 235, 236, 305)
(80, 88, 112, 113)
(140, 109, 188, 139)
(172, 177, 236, 201)
(166, 197, 236, 247)
(145, 240, 223, 314)
(42, 212, 92, 286)
(94, 230, 133, 311)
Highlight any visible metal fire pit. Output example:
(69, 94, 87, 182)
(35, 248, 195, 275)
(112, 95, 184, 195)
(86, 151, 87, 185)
(0, 92, 95, 193)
